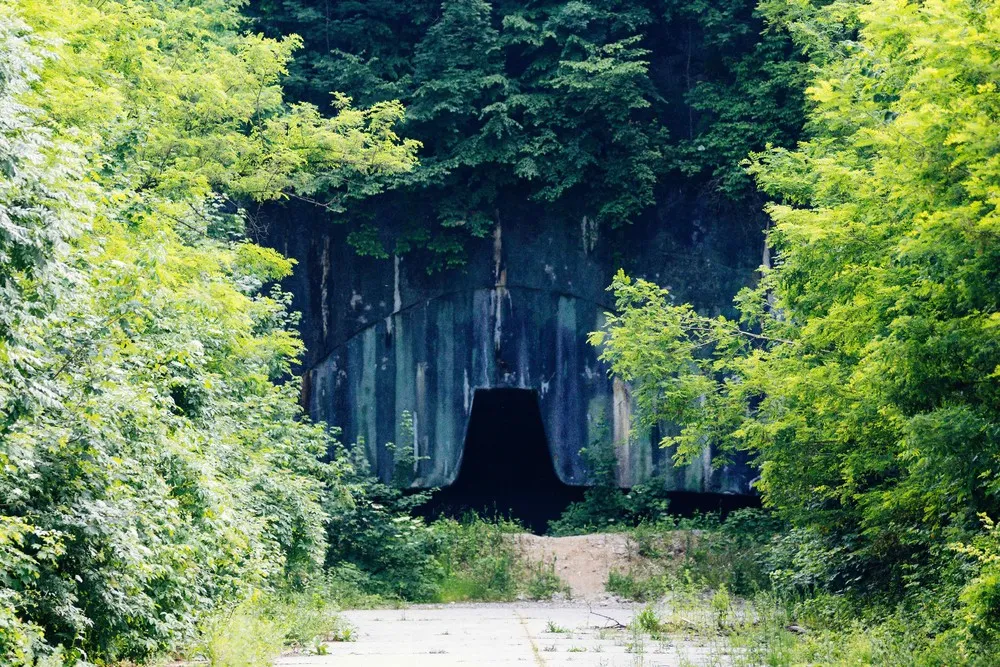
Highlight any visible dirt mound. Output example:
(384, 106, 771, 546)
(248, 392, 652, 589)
(512, 533, 636, 599)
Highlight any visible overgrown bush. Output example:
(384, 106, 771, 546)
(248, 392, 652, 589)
(593, 0, 1000, 636)
(431, 516, 523, 602)
(953, 516, 1000, 647)
(524, 560, 570, 600)
(199, 602, 287, 667)
(599, 510, 1000, 662)
(326, 485, 569, 604)
(324, 442, 441, 601)
(549, 483, 676, 536)
(606, 569, 670, 602)
(0, 1, 415, 662)
(548, 439, 674, 536)
(196, 586, 353, 667)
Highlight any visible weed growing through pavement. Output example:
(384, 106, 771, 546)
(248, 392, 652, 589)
(545, 620, 569, 633)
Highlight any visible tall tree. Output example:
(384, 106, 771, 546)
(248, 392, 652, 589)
(594, 0, 1000, 610)
(248, 0, 807, 266)
(0, 0, 416, 661)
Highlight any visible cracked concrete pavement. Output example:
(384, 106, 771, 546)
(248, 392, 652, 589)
(276, 601, 723, 666)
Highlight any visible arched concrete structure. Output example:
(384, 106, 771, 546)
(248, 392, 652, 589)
(262, 198, 760, 494)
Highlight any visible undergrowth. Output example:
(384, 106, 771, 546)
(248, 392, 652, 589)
(601, 509, 1000, 665)
(326, 435, 571, 604)
(193, 585, 356, 667)
(431, 516, 570, 602)
(183, 513, 568, 665)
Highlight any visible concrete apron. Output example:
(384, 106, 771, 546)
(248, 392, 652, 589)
(276, 602, 720, 666)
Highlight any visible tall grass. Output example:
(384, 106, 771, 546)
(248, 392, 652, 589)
(194, 584, 355, 666)
(431, 516, 569, 601)
(607, 514, 1000, 666)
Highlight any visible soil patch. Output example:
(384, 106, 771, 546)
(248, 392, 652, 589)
(512, 533, 634, 599)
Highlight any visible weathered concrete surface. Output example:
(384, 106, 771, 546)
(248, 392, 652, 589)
(260, 197, 761, 494)
(275, 602, 725, 666)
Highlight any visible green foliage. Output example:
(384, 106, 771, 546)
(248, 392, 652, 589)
(599, 527, 999, 664)
(743, 0, 1000, 557)
(589, 270, 761, 464)
(713, 509, 787, 594)
(430, 516, 523, 602)
(325, 441, 440, 601)
(593, 0, 1000, 651)
(601, 509, 782, 602)
(606, 570, 660, 602)
(548, 437, 673, 535)
(544, 620, 568, 634)
(326, 499, 567, 604)
(548, 483, 674, 536)
(953, 516, 1000, 645)
(200, 603, 287, 667)
(197, 586, 352, 667)
(250, 0, 807, 265)
(524, 560, 570, 601)
(633, 604, 664, 634)
(259, 587, 351, 649)
(0, 0, 415, 662)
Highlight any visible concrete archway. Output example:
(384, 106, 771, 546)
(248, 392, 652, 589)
(425, 388, 585, 532)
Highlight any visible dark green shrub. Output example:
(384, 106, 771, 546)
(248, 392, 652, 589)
(606, 570, 668, 602)
(548, 438, 674, 536)
(324, 445, 440, 601)
(430, 516, 522, 602)
(524, 561, 570, 600)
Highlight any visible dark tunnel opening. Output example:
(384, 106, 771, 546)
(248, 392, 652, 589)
(415, 388, 762, 533)
(420, 388, 585, 533)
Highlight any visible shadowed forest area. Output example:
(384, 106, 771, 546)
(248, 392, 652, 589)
(2, 0, 1000, 665)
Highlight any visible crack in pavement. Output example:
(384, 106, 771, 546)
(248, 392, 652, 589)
(516, 609, 547, 666)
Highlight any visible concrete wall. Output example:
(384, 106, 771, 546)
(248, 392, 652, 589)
(262, 194, 762, 494)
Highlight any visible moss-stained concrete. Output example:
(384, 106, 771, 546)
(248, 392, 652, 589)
(263, 201, 759, 495)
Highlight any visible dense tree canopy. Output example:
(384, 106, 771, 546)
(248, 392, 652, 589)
(0, 0, 415, 661)
(250, 0, 807, 266)
(595, 0, 1000, 624)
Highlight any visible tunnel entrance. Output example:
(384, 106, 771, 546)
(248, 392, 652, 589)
(422, 388, 584, 533)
